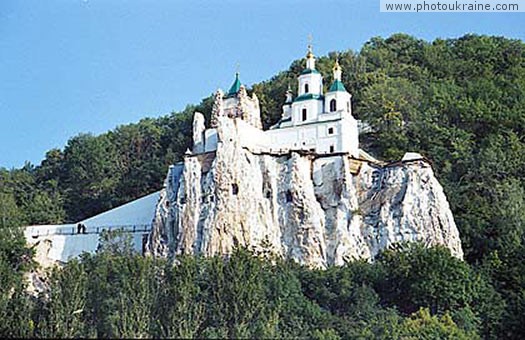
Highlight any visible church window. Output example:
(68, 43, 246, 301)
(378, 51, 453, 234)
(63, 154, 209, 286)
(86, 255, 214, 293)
(330, 99, 337, 112)
(302, 108, 307, 121)
(285, 190, 293, 203)
(329, 145, 335, 153)
(347, 101, 350, 112)
(304, 83, 309, 93)
(328, 127, 334, 135)
(231, 183, 239, 195)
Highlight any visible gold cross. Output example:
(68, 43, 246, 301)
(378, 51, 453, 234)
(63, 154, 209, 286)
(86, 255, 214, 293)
(235, 62, 240, 75)
(307, 34, 313, 52)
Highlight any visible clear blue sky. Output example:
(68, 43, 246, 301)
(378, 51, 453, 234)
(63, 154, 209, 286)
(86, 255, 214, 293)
(1, 0, 523, 168)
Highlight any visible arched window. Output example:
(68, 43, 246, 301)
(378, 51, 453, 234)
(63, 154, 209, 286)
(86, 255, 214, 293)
(304, 83, 309, 94)
(302, 108, 307, 121)
(330, 99, 337, 112)
(347, 101, 350, 112)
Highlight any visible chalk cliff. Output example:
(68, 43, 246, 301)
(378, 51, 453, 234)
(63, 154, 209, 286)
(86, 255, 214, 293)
(146, 117, 463, 268)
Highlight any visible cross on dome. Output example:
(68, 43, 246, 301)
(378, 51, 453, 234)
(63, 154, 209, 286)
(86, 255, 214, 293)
(305, 35, 316, 70)
(306, 34, 314, 59)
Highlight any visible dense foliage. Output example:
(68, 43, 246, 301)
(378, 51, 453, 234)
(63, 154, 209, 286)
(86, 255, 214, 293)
(1, 33, 524, 338)
(0, 242, 492, 339)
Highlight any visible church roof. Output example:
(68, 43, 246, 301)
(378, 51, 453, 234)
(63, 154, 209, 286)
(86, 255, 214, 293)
(328, 79, 347, 92)
(294, 93, 324, 102)
(226, 72, 241, 97)
(300, 68, 320, 75)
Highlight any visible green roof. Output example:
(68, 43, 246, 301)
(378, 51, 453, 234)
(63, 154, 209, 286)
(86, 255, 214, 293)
(293, 93, 323, 102)
(300, 68, 320, 75)
(328, 79, 347, 92)
(226, 73, 241, 97)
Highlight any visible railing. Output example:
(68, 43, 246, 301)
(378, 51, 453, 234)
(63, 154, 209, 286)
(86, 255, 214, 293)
(29, 224, 152, 238)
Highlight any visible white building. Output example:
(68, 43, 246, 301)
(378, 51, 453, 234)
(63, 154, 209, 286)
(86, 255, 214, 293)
(193, 45, 359, 157)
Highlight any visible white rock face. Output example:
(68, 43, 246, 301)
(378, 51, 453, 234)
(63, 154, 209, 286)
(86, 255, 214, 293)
(147, 117, 463, 267)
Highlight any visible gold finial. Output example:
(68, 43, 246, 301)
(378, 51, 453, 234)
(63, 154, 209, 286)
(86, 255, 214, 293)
(306, 34, 314, 58)
(333, 55, 341, 71)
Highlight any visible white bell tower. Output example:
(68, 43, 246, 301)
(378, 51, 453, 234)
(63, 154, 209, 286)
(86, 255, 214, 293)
(291, 42, 324, 126)
(324, 59, 352, 114)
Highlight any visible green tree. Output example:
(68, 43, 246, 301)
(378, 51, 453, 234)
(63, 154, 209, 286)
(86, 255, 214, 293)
(0, 228, 34, 338)
(83, 252, 160, 338)
(398, 308, 478, 340)
(0, 192, 23, 229)
(375, 244, 504, 338)
(34, 260, 91, 338)
(156, 256, 205, 338)
(61, 133, 121, 221)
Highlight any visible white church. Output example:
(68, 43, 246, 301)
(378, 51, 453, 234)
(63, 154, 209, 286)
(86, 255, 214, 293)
(25, 45, 387, 265)
(194, 44, 359, 157)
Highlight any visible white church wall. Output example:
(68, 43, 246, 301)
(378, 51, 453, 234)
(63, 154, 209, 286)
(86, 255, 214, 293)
(324, 91, 351, 114)
(317, 111, 343, 122)
(265, 119, 348, 154)
(298, 73, 323, 96)
(339, 116, 360, 157)
(315, 131, 340, 154)
(298, 125, 318, 150)
(292, 99, 324, 126)
(265, 127, 300, 152)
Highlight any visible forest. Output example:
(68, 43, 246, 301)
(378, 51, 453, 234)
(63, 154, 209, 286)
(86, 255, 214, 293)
(0, 33, 524, 338)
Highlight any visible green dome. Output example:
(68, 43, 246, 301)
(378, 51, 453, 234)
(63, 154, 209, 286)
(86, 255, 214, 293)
(226, 73, 241, 97)
(300, 68, 320, 75)
(328, 79, 347, 92)
(293, 93, 323, 102)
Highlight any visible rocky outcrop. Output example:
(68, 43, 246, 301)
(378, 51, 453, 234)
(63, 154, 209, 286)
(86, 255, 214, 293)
(147, 117, 463, 268)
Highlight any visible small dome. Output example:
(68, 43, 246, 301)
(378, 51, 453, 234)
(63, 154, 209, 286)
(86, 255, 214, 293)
(226, 72, 241, 97)
(328, 79, 347, 92)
